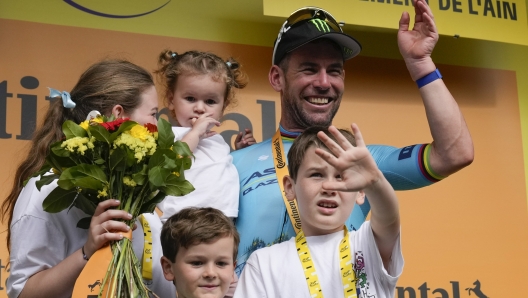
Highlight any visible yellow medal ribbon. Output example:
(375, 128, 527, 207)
(272, 129, 302, 234)
(295, 227, 357, 298)
(139, 214, 153, 281)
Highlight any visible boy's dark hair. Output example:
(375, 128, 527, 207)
(160, 207, 240, 262)
(287, 126, 356, 181)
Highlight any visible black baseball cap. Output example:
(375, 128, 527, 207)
(272, 7, 362, 65)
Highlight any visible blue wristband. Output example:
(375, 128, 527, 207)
(416, 69, 442, 88)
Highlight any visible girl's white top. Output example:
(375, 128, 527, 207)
(157, 126, 239, 221)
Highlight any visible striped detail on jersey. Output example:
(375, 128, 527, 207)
(279, 125, 301, 139)
(418, 144, 445, 182)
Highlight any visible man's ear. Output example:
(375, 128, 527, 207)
(160, 256, 175, 282)
(269, 65, 285, 92)
(111, 105, 124, 119)
(356, 191, 365, 206)
(283, 175, 296, 201)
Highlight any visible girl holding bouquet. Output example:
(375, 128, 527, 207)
(2, 60, 174, 298)
(155, 50, 254, 223)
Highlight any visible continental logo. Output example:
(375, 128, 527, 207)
(289, 200, 302, 230)
(397, 280, 489, 298)
(272, 138, 286, 168)
(310, 19, 331, 32)
(64, 0, 171, 18)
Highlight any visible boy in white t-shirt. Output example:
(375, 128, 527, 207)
(234, 124, 403, 298)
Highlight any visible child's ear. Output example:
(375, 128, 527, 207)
(356, 191, 365, 206)
(283, 175, 296, 201)
(160, 256, 175, 282)
(111, 105, 124, 119)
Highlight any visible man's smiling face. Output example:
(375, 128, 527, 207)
(279, 39, 345, 130)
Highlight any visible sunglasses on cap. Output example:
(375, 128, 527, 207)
(272, 6, 343, 65)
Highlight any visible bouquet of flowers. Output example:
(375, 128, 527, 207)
(32, 114, 194, 297)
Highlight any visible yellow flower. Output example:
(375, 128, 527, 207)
(129, 125, 150, 142)
(172, 172, 180, 177)
(123, 176, 137, 187)
(79, 121, 89, 130)
(61, 137, 92, 155)
(113, 125, 156, 162)
(91, 116, 104, 124)
(87, 136, 95, 149)
(97, 186, 108, 198)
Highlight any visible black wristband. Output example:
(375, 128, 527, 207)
(82, 246, 90, 261)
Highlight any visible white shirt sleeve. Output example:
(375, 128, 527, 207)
(233, 254, 268, 298)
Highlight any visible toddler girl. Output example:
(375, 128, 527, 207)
(155, 50, 253, 222)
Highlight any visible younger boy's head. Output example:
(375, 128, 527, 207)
(285, 126, 364, 236)
(160, 207, 240, 298)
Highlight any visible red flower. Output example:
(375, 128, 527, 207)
(144, 123, 158, 133)
(100, 118, 129, 131)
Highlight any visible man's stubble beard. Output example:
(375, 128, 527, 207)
(282, 80, 341, 130)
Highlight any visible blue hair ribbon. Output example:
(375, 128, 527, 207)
(48, 87, 76, 109)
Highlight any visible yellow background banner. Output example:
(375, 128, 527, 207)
(1, 18, 527, 296)
(264, 0, 528, 45)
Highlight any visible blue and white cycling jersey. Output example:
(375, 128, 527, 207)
(231, 129, 441, 275)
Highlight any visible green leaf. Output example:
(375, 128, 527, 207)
(148, 167, 171, 187)
(42, 187, 78, 213)
(89, 124, 111, 143)
(160, 174, 195, 197)
(62, 120, 87, 139)
(27, 163, 52, 187)
(94, 158, 105, 165)
(57, 164, 107, 190)
(110, 147, 127, 171)
(148, 149, 177, 171)
(76, 217, 92, 229)
(138, 191, 166, 214)
(35, 174, 59, 191)
(157, 118, 175, 150)
(118, 145, 137, 167)
(132, 165, 148, 185)
(73, 194, 97, 216)
(172, 141, 194, 170)
(51, 142, 71, 157)
(172, 140, 194, 158)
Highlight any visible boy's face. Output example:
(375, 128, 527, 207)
(161, 236, 235, 298)
(284, 146, 364, 236)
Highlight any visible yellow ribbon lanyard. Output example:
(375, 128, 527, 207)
(295, 227, 357, 298)
(139, 214, 153, 281)
(272, 129, 302, 234)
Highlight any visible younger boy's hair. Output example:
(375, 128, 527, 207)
(287, 126, 356, 182)
(160, 207, 240, 262)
